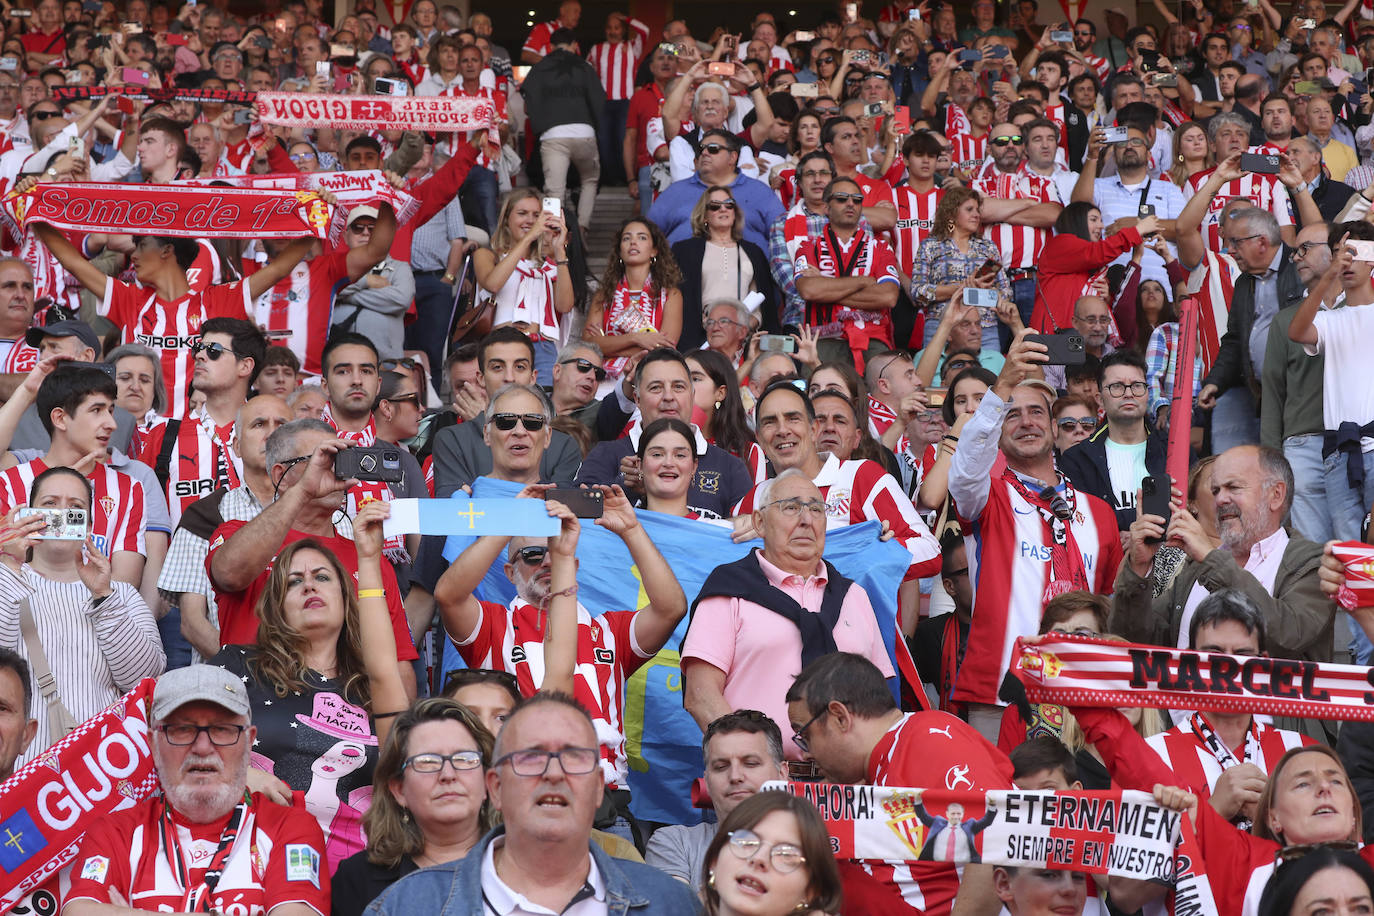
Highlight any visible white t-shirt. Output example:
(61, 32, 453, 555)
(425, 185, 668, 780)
(1308, 300, 1374, 451)
(1104, 436, 1148, 516)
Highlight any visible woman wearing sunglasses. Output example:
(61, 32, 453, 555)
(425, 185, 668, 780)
(701, 792, 843, 916)
(331, 699, 494, 916)
(673, 187, 779, 352)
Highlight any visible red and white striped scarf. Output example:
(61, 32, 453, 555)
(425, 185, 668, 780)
(602, 277, 666, 379)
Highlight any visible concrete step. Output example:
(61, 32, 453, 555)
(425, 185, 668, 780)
(584, 185, 638, 278)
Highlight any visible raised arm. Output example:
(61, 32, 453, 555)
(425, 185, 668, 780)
(352, 500, 412, 744)
(343, 201, 397, 282)
(596, 485, 686, 653)
(31, 222, 110, 298)
(539, 501, 581, 695)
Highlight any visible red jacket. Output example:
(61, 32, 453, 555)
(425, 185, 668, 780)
(1031, 227, 1142, 332)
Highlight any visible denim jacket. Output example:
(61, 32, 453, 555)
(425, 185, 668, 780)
(362, 827, 702, 916)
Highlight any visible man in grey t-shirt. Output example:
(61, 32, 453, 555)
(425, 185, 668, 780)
(644, 710, 788, 891)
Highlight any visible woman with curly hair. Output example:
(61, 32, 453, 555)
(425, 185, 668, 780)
(911, 187, 1013, 352)
(585, 218, 684, 382)
(210, 500, 409, 874)
(330, 699, 495, 916)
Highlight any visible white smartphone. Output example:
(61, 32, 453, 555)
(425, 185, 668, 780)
(542, 196, 562, 218)
(1348, 240, 1374, 262)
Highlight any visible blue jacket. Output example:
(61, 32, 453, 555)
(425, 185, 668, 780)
(362, 827, 702, 916)
(647, 171, 783, 253)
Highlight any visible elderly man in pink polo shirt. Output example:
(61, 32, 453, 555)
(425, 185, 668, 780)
(680, 467, 895, 759)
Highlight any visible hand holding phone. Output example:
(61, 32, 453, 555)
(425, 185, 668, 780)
(1139, 473, 1172, 543)
(1024, 332, 1086, 365)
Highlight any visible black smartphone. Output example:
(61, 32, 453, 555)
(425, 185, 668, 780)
(958, 48, 983, 62)
(1239, 152, 1280, 174)
(1138, 49, 1161, 70)
(546, 487, 604, 518)
(1139, 473, 1172, 542)
(1025, 332, 1086, 366)
(334, 446, 403, 483)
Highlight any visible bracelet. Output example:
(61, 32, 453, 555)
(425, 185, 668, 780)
(943, 435, 959, 444)
(745, 83, 762, 92)
(556, 259, 569, 265)
(357, 588, 385, 599)
(550, 584, 579, 599)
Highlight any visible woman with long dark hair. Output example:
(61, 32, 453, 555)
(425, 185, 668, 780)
(1033, 201, 1158, 333)
(586, 218, 684, 383)
(686, 349, 754, 459)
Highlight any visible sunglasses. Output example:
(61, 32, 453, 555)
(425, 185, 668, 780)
(700, 142, 735, 156)
(706, 200, 737, 211)
(32, 110, 63, 121)
(383, 393, 422, 408)
(990, 135, 1023, 146)
(515, 545, 549, 565)
(349, 221, 376, 233)
(192, 341, 238, 360)
(1056, 417, 1097, 432)
(381, 357, 419, 371)
(491, 412, 546, 432)
(828, 192, 864, 203)
(559, 357, 607, 381)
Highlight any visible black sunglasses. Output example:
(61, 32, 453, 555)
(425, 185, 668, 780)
(559, 357, 607, 381)
(491, 412, 546, 432)
(706, 200, 737, 211)
(700, 142, 736, 156)
(381, 357, 419, 371)
(192, 341, 239, 360)
(828, 192, 864, 203)
(515, 545, 549, 565)
(32, 110, 63, 121)
(383, 393, 422, 408)
(990, 135, 1023, 146)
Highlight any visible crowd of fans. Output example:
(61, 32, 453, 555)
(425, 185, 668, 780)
(6, 0, 1374, 913)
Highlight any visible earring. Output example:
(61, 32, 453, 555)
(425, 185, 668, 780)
(1177, 154, 1184, 162)
(707, 871, 716, 890)
(402, 808, 411, 824)
(715, 400, 721, 410)
(792, 901, 811, 914)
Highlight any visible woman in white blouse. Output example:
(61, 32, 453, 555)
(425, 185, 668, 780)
(0, 466, 164, 766)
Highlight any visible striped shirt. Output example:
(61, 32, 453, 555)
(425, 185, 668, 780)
(0, 564, 163, 766)
(138, 407, 242, 528)
(972, 160, 1060, 270)
(1186, 167, 1294, 253)
(587, 19, 649, 101)
(885, 183, 944, 276)
(1146, 717, 1312, 809)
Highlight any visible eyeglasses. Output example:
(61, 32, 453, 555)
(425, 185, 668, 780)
(381, 357, 419, 371)
(827, 192, 864, 203)
(192, 340, 240, 360)
(31, 110, 63, 120)
(1056, 417, 1097, 431)
(1275, 842, 1359, 865)
(491, 412, 546, 432)
(1121, 137, 1148, 148)
(706, 200, 737, 211)
(700, 143, 735, 156)
(944, 358, 977, 372)
(288, 152, 318, 162)
(515, 545, 549, 565)
(813, 105, 840, 115)
(1103, 381, 1148, 397)
(815, 55, 836, 64)
(990, 135, 1023, 146)
(1225, 234, 1263, 251)
(764, 496, 827, 518)
(1294, 241, 1325, 258)
(913, 409, 941, 422)
(559, 357, 607, 381)
(792, 706, 829, 752)
(403, 750, 483, 773)
(1074, 315, 1113, 326)
(349, 221, 376, 234)
(383, 393, 422, 409)
(493, 746, 600, 776)
(704, 316, 744, 330)
(799, 169, 833, 180)
(725, 829, 808, 873)
(157, 724, 248, 746)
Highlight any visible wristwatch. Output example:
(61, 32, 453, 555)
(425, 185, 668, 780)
(442, 272, 456, 283)
(44, 167, 57, 180)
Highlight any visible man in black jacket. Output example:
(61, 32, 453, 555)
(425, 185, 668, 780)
(1060, 350, 1167, 531)
(520, 28, 605, 234)
(1197, 209, 1304, 452)
(1288, 135, 1357, 224)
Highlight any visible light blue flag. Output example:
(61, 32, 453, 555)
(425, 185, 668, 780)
(440, 477, 912, 826)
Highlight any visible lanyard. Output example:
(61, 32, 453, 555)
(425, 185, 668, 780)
(824, 227, 864, 278)
(159, 791, 252, 912)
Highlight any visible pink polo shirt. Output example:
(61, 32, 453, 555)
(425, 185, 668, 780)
(682, 549, 895, 759)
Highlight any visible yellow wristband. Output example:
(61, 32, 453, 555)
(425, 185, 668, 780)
(357, 588, 385, 599)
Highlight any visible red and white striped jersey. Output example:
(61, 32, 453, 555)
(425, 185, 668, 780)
(1248, 141, 1289, 156)
(243, 249, 349, 377)
(733, 453, 941, 579)
(1145, 718, 1313, 806)
(953, 472, 1123, 706)
(446, 86, 508, 168)
(137, 408, 242, 528)
(948, 131, 987, 174)
(19, 229, 82, 317)
(1188, 249, 1241, 373)
(0, 458, 146, 556)
(793, 228, 901, 336)
(943, 103, 971, 139)
(972, 161, 1060, 270)
(886, 183, 944, 276)
(1083, 53, 1111, 83)
(0, 338, 37, 374)
(522, 17, 574, 59)
(1186, 167, 1293, 253)
(98, 278, 252, 419)
(866, 394, 910, 455)
(776, 166, 798, 209)
(865, 711, 1015, 916)
(587, 19, 649, 101)
(453, 597, 652, 789)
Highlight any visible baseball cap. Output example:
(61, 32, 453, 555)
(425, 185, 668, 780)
(26, 319, 100, 354)
(151, 665, 251, 722)
(347, 205, 380, 225)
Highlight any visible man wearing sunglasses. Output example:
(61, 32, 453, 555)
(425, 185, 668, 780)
(647, 127, 782, 253)
(1058, 350, 1168, 531)
(549, 341, 605, 430)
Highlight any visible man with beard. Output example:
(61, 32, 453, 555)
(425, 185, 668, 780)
(63, 665, 330, 916)
(1111, 444, 1335, 667)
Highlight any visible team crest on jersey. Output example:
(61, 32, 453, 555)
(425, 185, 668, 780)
(825, 488, 850, 518)
(510, 645, 527, 663)
(186, 312, 202, 333)
(695, 471, 720, 494)
(99, 495, 115, 517)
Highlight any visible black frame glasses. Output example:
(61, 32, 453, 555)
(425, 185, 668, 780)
(157, 724, 248, 746)
(491, 412, 547, 432)
(383, 393, 423, 409)
(559, 357, 607, 381)
(515, 545, 549, 565)
(1102, 381, 1148, 397)
(493, 747, 600, 776)
(792, 706, 829, 752)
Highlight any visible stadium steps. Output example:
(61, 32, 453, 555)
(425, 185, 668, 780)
(584, 185, 637, 278)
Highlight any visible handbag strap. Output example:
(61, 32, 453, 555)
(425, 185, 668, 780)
(18, 595, 78, 738)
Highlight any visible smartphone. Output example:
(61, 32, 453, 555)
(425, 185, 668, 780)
(659, 41, 680, 55)
(121, 22, 141, 32)
(963, 287, 998, 308)
(925, 388, 947, 407)
(794, 29, 815, 40)
(374, 76, 407, 96)
(864, 101, 885, 117)
(1102, 125, 1129, 144)
(1298, 18, 1317, 28)
(185, 0, 196, 5)
(852, 49, 871, 63)
(908, 8, 921, 19)
(233, 107, 254, 124)
(315, 60, 331, 78)
(958, 48, 983, 62)
(68, 136, 84, 159)
(165, 32, 187, 46)
(546, 487, 604, 518)
(542, 196, 561, 217)
(122, 67, 149, 86)
(1138, 49, 1161, 70)
(252, 35, 272, 49)
(64, 69, 81, 83)
(330, 42, 355, 58)
(1239, 152, 1280, 174)
(7, 9, 32, 17)
(16, 507, 88, 541)
(1139, 473, 1172, 542)
(758, 334, 797, 353)
(1050, 29, 1073, 42)
(1026, 331, 1086, 366)
(1138, 203, 1156, 218)
(333, 446, 403, 483)
(892, 105, 911, 133)
(725, 34, 738, 51)
(707, 61, 733, 76)
(1294, 79, 1320, 95)
(987, 44, 1010, 58)
(116, 95, 135, 115)
(976, 257, 1000, 278)
(1348, 240, 1374, 262)
(0, 58, 18, 72)
(845, 1, 858, 19)
(790, 81, 819, 98)
(1151, 72, 1178, 87)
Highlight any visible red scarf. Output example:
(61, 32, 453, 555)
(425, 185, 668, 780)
(1002, 469, 1089, 602)
(602, 276, 665, 379)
